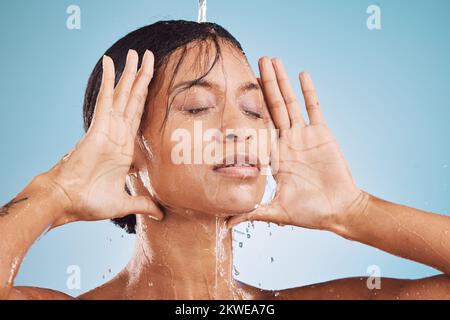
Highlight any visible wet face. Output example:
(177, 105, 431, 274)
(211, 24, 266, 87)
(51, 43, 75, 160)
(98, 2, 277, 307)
(137, 40, 270, 217)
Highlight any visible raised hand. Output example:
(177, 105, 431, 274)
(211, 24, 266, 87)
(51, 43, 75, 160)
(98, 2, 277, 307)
(46, 49, 163, 226)
(228, 57, 366, 231)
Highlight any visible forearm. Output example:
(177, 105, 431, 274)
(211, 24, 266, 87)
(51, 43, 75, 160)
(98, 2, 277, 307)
(0, 174, 67, 299)
(334, 192, 450, 274)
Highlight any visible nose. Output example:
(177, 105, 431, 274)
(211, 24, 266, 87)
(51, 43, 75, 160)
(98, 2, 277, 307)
(219, 102, 256, 142)
(225, 132, 252, 142)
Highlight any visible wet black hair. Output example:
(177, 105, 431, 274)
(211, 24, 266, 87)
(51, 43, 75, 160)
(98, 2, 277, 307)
(82, 20, 246, 234)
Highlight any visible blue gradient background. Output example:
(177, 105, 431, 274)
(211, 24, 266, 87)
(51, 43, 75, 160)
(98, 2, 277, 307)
(0, 0, 449, 295)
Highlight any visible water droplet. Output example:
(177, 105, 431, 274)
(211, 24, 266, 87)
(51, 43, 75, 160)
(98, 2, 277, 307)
(267, 222, 271, 228)
(246, 233, 251, 239)
(233, 265, 240, 276)
(269, 232, 272, 236)
(108, 268, 111, 273)
(239, 242, 243, 248)
(274, 292, 280, 297)
(270, 257, 274, 263)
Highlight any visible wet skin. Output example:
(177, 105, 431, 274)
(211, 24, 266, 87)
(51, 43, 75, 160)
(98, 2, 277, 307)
(1, 43, 449, 300)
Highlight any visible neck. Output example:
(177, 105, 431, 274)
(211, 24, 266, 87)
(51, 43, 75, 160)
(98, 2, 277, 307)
(126, 208, 245, 299)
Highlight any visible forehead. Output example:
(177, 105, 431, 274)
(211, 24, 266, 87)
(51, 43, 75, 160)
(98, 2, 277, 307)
(163, 40, 256, 91)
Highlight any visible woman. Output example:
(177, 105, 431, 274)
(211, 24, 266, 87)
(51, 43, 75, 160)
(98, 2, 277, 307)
(0, 20, 449, 300)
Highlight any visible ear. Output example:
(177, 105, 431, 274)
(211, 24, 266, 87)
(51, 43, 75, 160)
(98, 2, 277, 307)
(130, 137, 148, 173)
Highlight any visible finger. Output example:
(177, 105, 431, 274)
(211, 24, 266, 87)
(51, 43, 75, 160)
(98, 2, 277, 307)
(122, 194, 164, 221)
(269, 130, 281, 175)
(91, 55, 115, 131)
(256, 80, 279, 175)
(257, 77, 276, 129)
(299, 72, 326, 125)
(259, 57, 291, 134)
(125, 50, 154, 134)
(226, 205, 278, 229)
(256, 79, 280, 175)
(271, 58, 306, 127)
(256, 77, 262, 88)
(113, 49, 139, 114)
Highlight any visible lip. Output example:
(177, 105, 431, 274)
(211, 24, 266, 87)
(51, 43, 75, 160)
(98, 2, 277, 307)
(213, 153, 260, 178)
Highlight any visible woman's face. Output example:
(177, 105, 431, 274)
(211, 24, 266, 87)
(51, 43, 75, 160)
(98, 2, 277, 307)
(138, 41, 270, 217)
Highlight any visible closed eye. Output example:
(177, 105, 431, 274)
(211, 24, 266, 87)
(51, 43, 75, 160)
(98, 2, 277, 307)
(183, 106, 213, 115)
(243, 109, 263, 119)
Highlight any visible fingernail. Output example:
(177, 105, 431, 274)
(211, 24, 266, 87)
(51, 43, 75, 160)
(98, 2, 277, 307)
(127, 49, 137, 61)
(259, 57, 269, 69)
(126, 49, 133, 61)
(143, 50, 151, 63)
(102, 55, 109, 68)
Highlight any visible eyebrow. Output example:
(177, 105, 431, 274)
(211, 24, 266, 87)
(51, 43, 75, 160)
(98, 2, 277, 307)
(169, 79, 260, 96)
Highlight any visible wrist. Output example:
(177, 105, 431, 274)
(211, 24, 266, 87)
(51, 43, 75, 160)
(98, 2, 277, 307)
(27, 172, 74, 228)
(328, 190, 372, 240)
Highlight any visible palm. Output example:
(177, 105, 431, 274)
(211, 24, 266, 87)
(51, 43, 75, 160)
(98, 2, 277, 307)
(49, 50, 163, 224)
(66, 128, 135, 219)
(273, 124, 360, 228)
(228, 58, 361, 230)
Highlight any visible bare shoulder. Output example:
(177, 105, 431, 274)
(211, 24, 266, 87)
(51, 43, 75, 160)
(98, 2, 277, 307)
(6, 268, 131, 300)
(257, 274, 450, 300)
(77, 271, 131, 300)
(9, 287, 76, 300)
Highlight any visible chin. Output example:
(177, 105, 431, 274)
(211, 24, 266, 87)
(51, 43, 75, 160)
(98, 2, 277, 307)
(209, 192, 262, 216)
(199, 179, 265, 215)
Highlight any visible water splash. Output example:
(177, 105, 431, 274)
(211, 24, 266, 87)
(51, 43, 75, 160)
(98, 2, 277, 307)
(198, 0, 207, 23)
(7, 256, 19, 286)
(214, 217, 228, 298)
